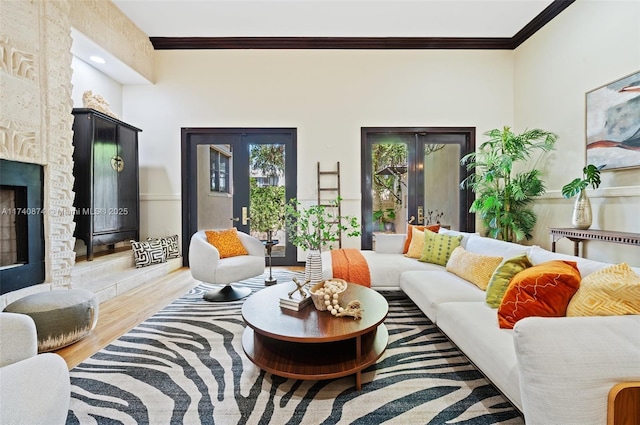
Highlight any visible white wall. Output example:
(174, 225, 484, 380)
(514, 0, 640, 264)
(71, 56, 123, 116)
(123, 49, 514, 253)
(119, 0, 639, 266)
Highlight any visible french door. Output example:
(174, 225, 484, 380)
(181, 128, 297, 266)
(360, 127, 475, 250)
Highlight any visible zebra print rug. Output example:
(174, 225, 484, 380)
(66, 271, 524, 424)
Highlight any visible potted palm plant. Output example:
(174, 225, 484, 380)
(460, 126, 558, 242)
(561, 164, 605, 229)
(284, 197, 361, 283)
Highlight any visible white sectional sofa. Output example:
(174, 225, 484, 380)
(322, 229, 640, 425)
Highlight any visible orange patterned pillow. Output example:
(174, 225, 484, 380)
(205, 228, 248, 258)
(498, 260, 581, 329)
(403, 224, 441, 254)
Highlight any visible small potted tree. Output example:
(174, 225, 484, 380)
(284, 197, 361, 283)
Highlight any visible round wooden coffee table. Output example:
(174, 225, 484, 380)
(241, 281, 389, 390)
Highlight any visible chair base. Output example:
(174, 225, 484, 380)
(203, 284, 252, 302)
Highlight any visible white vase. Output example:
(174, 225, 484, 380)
(571, 189, 592, 230)
(304, 250, 323, 284)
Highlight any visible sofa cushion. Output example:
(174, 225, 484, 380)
(445, 246, 503, 290)
(419, 229, 463, 266)
(567, 263, 640, 317)
(436, 302, 522, 410)
(403, 224, 440, 253)
(205, 228, 248, 258)
(465, 235, 532, 259)
(485, 253, 533, 308)
(374, 233, 406, 254)
(498, 260, 581, 329)
(399, 271, 485, 322)
(528, 245, 609, 277)
(438, 228, 478, 249)
(322, 250, 444, 289)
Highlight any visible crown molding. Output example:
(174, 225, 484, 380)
(511, 0, 575, 48)
(150, 0, 575, 50)
(150, 36, 513, 50)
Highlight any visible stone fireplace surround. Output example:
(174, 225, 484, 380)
(0, 0, 153, 307)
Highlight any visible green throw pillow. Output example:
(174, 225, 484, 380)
(485, 253, 533, 308)
(418, 229, 463, 266)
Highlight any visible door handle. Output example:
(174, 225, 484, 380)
(231, 217, 240, 222)
(242, 206, 249, 225)
(417, 206, 424, 224)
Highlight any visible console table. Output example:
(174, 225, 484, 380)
(549, 228, 640, 257)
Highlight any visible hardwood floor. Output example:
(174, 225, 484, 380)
(55, 266, 303, 369)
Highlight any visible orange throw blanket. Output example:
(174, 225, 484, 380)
(330, 248, 371, 287)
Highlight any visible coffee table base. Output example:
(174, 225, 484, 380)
(242, 324, 388, 390)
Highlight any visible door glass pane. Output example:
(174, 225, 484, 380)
(371, 140, 408, 235)
(422, 143, 460, 230)
(197, 144, 233, 230)
(249, 143, 286, 258)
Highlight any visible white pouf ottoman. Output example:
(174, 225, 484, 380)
(3, 289, 99, 352)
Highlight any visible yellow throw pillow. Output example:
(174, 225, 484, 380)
(205, 228, 248, 258)
(567, 263, 640, 317)
(418, 229, 463, 266)
(404, 227, 426, 259)
(403, 224, 441, 254)
(485, 253, 533, 308)
(445, 246, 503, 290)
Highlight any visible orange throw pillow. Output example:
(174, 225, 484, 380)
(403, 224, 441, 254)
(205, 228, 248, 258)
(497, 260, 581, 329)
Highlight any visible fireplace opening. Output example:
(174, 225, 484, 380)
(0, 159, 44, 295)
(1, 185, 28, 268)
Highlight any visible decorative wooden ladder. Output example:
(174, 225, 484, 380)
(317, 162, 342, 248)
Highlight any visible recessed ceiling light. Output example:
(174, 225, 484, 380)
(90, 55, 105, 64)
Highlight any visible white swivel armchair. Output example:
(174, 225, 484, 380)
(189, 230, 265, 302)
(0, 312, 71, 425)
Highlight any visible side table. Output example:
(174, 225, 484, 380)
(263, 238, 278, 286)
(549, 228, 640, 257)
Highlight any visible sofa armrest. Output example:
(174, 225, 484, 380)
(513, 315, 640, 425)
(0, 312, 38, 367)
(0, 352, 70, 425)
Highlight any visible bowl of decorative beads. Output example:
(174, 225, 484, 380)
(309, 279, 348, 312)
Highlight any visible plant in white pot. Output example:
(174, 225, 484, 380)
(284, 197, 361, 283)
(561, 164, 605, 229)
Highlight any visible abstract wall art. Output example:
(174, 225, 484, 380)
(586, 70, 640, 170)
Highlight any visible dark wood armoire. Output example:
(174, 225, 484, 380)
(71, 108, 141, 260)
